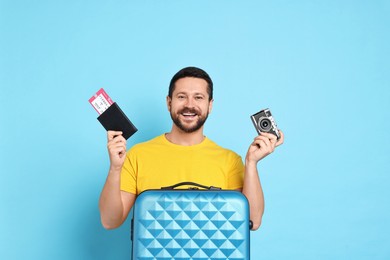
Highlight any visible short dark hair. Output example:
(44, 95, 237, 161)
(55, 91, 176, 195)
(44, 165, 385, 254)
(168, 66, 213, 101)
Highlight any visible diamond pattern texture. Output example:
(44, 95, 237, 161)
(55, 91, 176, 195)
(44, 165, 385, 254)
(132, 190, 249, 260)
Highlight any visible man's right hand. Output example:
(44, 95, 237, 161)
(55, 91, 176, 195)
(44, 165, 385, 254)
(107, 131, 127, 171)
(100, 131, 133, 229)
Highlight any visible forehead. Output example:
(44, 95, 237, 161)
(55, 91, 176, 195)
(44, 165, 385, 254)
(173, 77, 209, 95)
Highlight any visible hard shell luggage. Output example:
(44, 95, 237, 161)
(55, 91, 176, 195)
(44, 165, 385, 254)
(131, 182, 251, 260)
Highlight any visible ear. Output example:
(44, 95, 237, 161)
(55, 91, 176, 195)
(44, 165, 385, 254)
(166, 96, 172, 111)
(208, 99, 214, 114)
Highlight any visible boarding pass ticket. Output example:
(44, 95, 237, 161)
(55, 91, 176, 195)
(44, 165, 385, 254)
(89, 88, 113, 115)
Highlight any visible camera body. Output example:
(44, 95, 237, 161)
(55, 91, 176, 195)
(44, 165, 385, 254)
(251, 108, 280, 139)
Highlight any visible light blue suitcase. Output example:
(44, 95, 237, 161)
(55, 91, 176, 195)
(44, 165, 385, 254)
(131, 182, 251, 260)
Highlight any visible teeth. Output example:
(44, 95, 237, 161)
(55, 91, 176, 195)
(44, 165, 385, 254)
(183, 113, 196, 116)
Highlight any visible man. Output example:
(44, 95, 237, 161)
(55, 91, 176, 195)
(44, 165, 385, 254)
(99, 67, 284, 231)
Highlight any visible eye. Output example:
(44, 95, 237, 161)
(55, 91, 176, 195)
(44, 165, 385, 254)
(177, 95, 186, 99)
(195, 96, 204, 100)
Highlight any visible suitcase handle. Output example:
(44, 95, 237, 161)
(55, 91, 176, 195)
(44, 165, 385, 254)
(161, 182, 221, 190)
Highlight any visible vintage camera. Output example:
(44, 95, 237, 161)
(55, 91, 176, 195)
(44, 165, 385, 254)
(251, 108, 280, 139)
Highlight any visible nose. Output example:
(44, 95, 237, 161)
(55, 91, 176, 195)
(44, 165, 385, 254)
(185, 97, 195, 108)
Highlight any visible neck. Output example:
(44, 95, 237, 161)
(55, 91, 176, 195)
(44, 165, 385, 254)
(165, 125, 205, 146)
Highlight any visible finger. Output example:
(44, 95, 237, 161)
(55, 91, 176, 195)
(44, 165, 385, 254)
(107, 131, 123, 141)
(255, 136, 276, 154)
(254, 135, 273, 145)
(115, 145, 127, 154)
(109, 145, 127, 157)
(259, 131, 280, 148)
(108, 141, 126, 151)
(254, 137, 271, 149)
(267, 132, 278, 146)
(113, 134, 126, 144)
(276, 130, 284, 146)
(260, 131, 278, 141)
(108, 140, 126, 148)
(108, 135, 126, 147)
(107, 142, 126, 155)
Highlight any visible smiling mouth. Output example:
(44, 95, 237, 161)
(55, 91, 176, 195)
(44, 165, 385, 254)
(180, 108, 199, 118)
(182, 112, 197, 117)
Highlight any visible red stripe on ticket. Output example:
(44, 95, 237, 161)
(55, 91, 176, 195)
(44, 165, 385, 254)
(89, 88, 114, 115)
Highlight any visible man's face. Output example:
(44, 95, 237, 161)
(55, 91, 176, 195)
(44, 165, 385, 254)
(167, 77, 213, 133)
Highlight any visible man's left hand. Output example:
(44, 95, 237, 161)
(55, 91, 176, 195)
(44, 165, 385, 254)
(246, 130, 284, 164)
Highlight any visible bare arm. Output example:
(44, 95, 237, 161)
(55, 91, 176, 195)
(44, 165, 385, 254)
(242, 130, 284, 230)
(99, 131, 136, 229)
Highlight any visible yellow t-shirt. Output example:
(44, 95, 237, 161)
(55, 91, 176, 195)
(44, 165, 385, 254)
(120, 134, 244, 195)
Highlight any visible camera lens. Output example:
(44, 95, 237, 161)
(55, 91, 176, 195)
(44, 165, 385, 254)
(259, 118, 272, 131)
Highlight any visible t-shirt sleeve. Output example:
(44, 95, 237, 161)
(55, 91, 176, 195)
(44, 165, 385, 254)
(120, 150, 137, 194)
(227, 153, 245, 190)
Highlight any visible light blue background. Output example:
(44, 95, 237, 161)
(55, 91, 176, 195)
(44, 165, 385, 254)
(1, 0, 389, 259)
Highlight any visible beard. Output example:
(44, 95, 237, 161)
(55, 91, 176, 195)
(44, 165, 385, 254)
(170, 107, 209, 133)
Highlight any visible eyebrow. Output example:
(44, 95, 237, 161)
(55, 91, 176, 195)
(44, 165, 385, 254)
(175, 92, 206, 96)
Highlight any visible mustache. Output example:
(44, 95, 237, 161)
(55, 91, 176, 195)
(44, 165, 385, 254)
(179, 107, 200, 114)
